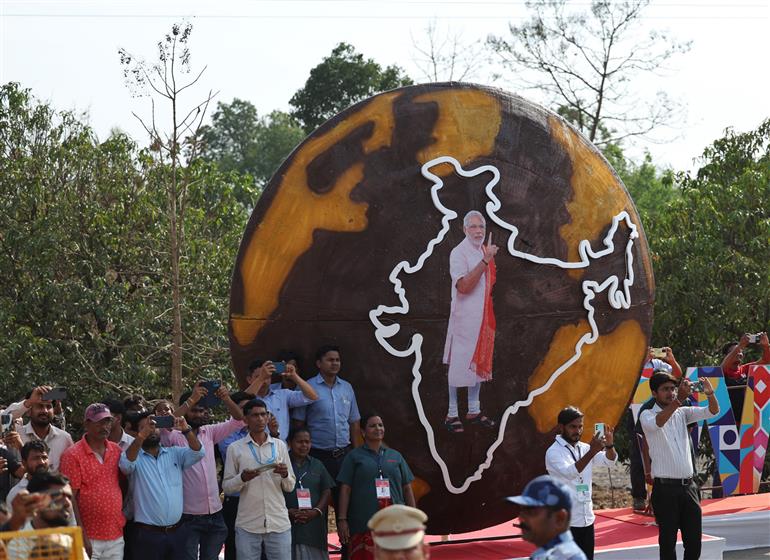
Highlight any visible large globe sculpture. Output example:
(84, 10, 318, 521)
(229, 82, 654, 534)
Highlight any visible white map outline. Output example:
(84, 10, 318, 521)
(368, 155, 640, 494)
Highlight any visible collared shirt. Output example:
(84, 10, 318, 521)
(291, 374, 360, 450)
(119, 444, 204, 526)
(222, 433, 295, 534)
(285, 454, 335, 550)
(545, 435, 616, 527)
(641, 402, 717, 478)
(531, 530, 587, 560)
(161, 417, 244, 515)
(116, 429, 135, 452)
(218, 426, 249, 498)
(336, 444, 414, 535)
(19, 422, 74, 471)
(59, 437, 125, 540)
(259, 388, 314, 441)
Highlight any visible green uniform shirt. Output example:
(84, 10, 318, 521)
(284, 453, 335, 550)
(336, 444, 415, 535)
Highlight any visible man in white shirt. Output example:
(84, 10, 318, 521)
(640, 371, 719, 560)
(222, 398, 295, 560)
(18, 393, 73, 471)
(545, 407, 616, 559)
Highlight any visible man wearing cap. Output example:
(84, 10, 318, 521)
(61, 403, 126, 560)
(60, 403, 126, 559)
(545, 406, 615, 559)
(368, 505, 430, 560)
(508, 475, 587, 560)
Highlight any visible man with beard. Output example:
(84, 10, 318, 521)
(5, 441, 51, 507)
(508, 475, 586, 560)
(161, 382, 245, 560)
(119, 411, 203, 560)
(18, 390, 73, 471)
(60, 403, 125, 559)
(6, 472, 87, 559)
(545, 407, 616, 559)
(442, 210, 498, 433)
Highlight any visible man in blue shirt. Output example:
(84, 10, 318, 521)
(291, 346, 361, 477)
(507, 475, 587, 560)
(119, 411, 204, 560)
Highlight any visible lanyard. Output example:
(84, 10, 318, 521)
(294, 460, 310, 489)
(367, 447, 386, 477)
(248, 441, 276, 465)
(564, 443, 584, 483)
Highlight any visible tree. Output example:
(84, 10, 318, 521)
(487, 0, 690, 146)
(118, 23, 216, 401)
(649, 119, 770, 366)
(411, 21, 485, 83)
(200, 100, 305, 192)
(0, 82, 254, 412)
(290, 42, 413, 133)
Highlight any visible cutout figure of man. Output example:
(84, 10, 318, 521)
(443, 210, 498, 433)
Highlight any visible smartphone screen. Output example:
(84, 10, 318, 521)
(1, 413, 11, 431)
(199, 380, 222, 409)
(594, 422, 605, 438)
(42, 387, 67, 401)
(151, 415, 174, 429)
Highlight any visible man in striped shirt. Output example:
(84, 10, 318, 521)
(640, 371, 718, 560)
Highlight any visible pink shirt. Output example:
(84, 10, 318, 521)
(162, 418, 244, 515)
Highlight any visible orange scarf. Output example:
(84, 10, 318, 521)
(471, 258, 496, 380)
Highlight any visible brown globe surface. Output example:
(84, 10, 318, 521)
(229, 83, 654, 534)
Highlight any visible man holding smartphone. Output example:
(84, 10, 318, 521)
(545, 407, 616, 559)
(18, 387, 73, 471)
(119, 412, 204, 560)
(162, 382, 245, 560)
(641, 372, 719, 560)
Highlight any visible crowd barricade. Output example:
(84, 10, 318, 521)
(0, 525, 85, 560)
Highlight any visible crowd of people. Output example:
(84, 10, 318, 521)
(0, 332, 767, 560)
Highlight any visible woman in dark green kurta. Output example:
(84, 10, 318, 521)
(336, 414, 416, 560)
(285, 427, 335, 560)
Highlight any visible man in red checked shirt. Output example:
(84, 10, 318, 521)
(60, 403, 125, 559)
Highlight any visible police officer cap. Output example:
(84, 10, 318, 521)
(506, 474, 572, 510)
(367, 505, 428, 551)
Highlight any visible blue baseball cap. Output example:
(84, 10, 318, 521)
(506, 475, 572, 510)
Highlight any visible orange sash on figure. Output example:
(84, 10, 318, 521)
(471, 259, 496, 380)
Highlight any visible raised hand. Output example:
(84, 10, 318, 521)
(482, 233, 499, 264)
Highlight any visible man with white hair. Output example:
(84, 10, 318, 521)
(442, 210, 498, 433)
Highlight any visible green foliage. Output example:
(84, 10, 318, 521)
(200, 100, 305, 192)
(0, 83, 252, 413)
(289, 42, 413, 133)
(648, 119, 770, 366)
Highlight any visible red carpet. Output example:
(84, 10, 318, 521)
(329, 494, 768, 559)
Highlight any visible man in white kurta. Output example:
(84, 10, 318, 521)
(442, 210, 497, 432)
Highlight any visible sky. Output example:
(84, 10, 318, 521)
(1, 0, 768, 173)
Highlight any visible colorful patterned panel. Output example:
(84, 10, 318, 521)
(691, 366, 740, 496)
(630, 367, 654, 423)
(749, 365, 770, 493)
(738, 377, 755, 493)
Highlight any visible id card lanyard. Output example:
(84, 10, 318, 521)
(565, 443, 590, 503)
(373, 448, 391, 501)
(296, 466, 312, 509)
(248, 441, 276, 465)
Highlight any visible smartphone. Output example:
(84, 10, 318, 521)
(42, 387, 67, 401)
(748, 333, 761, 344)
(199, 380, 222, 409)
(270, 361, 287, 384)
(595, 422, 605, 438)
(651, 347, 667, 359)
(691, 380, 705, 393)
(1, 413, 12, 432)
(151, 415, 174, 429)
